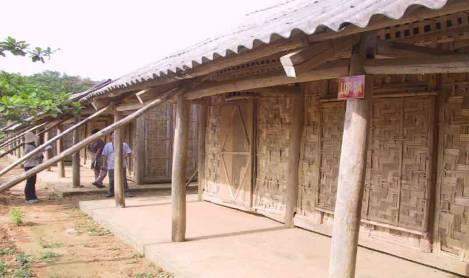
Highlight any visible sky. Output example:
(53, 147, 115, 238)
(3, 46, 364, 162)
(0, 0, 280, 81)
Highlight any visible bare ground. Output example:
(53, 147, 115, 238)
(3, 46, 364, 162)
(0, 157, 171, 278)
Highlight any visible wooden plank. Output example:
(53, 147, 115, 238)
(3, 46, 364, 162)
(114, 109, 126, 208)
(284, 86, 304, 227)
(197, 101, 207, 201)
(171, 94, 190, 242)
(0, 123, 46, 149)
(0, 88, 181, 193)
(376, 39, 455, 58)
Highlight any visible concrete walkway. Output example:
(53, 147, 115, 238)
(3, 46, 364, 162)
(80, 196, 458, 278)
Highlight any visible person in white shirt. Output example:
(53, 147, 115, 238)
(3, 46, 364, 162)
(101, 132, 133, 198)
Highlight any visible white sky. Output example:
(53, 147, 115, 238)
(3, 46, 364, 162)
(0, 0, 280, 81)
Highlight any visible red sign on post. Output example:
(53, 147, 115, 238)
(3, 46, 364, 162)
(338, 75, 366, 100)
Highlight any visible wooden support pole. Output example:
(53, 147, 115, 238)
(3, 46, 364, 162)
(0, 106, 110, 178)
(284, 86, 304, 227)
(329, 34, 373, 278)
(197, 102, 207, 201)
(43, 131, 52, 171)
(134, 116, 145, 185)
(171, 94, 190, 242)
(114, 109, 126, 208)
(56, 124, 66, 178)
(0, 88, 181, 193)
(72, 117, 81, 188)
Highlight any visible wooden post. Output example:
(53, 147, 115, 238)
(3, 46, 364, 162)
(197, 102, 207, 201)
(114, 109, 126, 208)
(56, 125, 66, 178)
(43, 131, 52, 171)
(171, 94, 190, 242)
(284, 86, 304, 227)
(134, 116, 145, 185)
(329, 34, 374, 278)
(72, 117, 81, 188)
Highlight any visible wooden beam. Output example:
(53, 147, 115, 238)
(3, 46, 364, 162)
(0, 106, 111, 178)
(329, 33, 374, 278)
(171, 94, 190, 242)
(56, 124, 66, 178)
(0, 142, 24, 159)
(284, 86, 304, 227)
(136, 89, 150, 104)
(375, 39, 455, 58)
(114, 109, 126, 208)
(185, 60, 348, 100)
(0, 88, 181, 193)
(116, 103, 144, 112)
(365, 54, 469, 74)
(197, 101, 207, 201)
(280, 36, 359, 78)
(72, 116, 81, 188)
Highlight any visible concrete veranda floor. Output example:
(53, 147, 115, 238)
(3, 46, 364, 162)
(79, 195, 459, 278)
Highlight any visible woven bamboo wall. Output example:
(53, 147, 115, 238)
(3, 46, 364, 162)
(142, 103, 198, 183)
(436, 73, 469, 261)
(253, 93, 292, 219)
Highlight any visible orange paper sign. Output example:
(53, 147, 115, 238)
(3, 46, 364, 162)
(338, 75, 366, 100)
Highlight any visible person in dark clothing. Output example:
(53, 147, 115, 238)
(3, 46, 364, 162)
(88, 129, 107, 188)
(23, 132, 50, 204)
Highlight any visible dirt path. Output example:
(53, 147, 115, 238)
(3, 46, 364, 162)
(0, 157, 171, 278)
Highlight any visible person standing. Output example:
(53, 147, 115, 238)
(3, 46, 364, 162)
(101, 133, 134, 198)
(23, 132, 50, 204)
(88, 129, 106, 188)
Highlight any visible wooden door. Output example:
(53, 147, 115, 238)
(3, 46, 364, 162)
(143, 103, 173, 183)
(204, 100, 254, 209)
(363, 96, 435, 232)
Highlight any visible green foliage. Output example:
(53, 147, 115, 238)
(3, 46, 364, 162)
(0, 71, 91, 124)
(0, 36, 55, 63)
(9, 207, 24, 226)
(0, 247, 16, 256)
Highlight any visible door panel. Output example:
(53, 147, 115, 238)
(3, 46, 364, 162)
(204, 100, 253, 209)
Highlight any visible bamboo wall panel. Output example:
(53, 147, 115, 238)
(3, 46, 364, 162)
(143, 103, 173, 182)
(364, 96, 434, 232)
(298, 84, 321, 217)
(254, 95, 291, 219)
(437, 74, 469, 260)
(316, 101, 345, 211)
(204, 97, 253, 209)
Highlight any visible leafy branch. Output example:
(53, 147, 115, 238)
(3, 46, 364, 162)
(0, 36, 57, 63)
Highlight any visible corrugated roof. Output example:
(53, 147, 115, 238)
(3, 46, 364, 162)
(90, 0, 450, 98)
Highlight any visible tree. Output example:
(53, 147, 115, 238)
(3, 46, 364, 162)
(0, 36, 55, 63)
(0, 71, 96, 127)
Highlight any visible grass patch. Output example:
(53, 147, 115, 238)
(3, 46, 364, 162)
(39, 251, 62, 263)
(0, 260, 7, 276)
(39, 239, 64, 249)
(14, 253, 33, 278)
(9, 207, 24, 226)
(0, 247, 16, 256)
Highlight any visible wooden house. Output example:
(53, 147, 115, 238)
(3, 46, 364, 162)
(2, 0, 469, 276)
